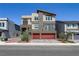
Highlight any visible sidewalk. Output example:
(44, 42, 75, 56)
(0, 42, 78, 46)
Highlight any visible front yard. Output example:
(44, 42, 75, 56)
(0, 31, 76, 43)
(3, 37, 75, 43)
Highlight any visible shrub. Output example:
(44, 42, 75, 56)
(0, 36, 4, 41)
(0, 33, 8, 41)
(21, 31, 29, 42)
(58, 32, 66, 41)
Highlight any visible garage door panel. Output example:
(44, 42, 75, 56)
(74, 34, 79, 40)
(41, 33, 55, 39)
(32, 33, 40, 39)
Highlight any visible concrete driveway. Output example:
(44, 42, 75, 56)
(6, 37, 21, 43)
(31, 39, 61, 43)
(73, 40, 79, 43)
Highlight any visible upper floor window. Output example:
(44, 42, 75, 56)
(67, 24, 71, 27)
(44, 24, 49, 31)
(72, 24, 77, 27)
(0, 23, 1, 27)
(34, 17, 39, 20)
(0, 22, 5, 27)
(46, 16, 52, 20)
(66, 24, 78, 28)
(32, 24, 40, 30)
(23, 20, 28, 25)
(2, 23, 4, 27)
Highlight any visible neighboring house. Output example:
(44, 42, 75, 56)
(63, 21, 79, 40)
(0, 18, 20, 39)
(56, 21, 79, 40)
(21, 10, 57, 39)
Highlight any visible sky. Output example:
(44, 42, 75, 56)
(0, 3, 79, 25)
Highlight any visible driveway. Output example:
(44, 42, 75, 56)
(73, 40, 79, 43)
(30, 39, 61, 43)
(5, 38, 61, 43)
(6, 37, 21, 43)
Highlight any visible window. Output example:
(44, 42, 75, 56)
(0, 23, 1, 27)
(44, 24, 50, 31)
(32, 24, 40, 30)
(72, 24, 77, 27)
(23, 20, 28, 25)
(67, 24, 71, 27)
(52, 25, 55, 30)
(46, 16, 52, 20)
(0, 22, 5, 27)
(67, 24, 78, 28)
(34, 17, 39, 20)
(2, 23, 4, 27)
(34, 24, 39, 29)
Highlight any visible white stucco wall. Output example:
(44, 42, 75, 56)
(28, 19, 31, 25)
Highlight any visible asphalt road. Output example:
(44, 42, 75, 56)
(0, 45, 79, 56)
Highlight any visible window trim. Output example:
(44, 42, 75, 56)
(33, 24, 40, 30)
(0, 22, 5, 27)
(46, 16, 52, 20)
(34, 16, 39, 20)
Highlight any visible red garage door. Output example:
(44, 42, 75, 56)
(32, 33, 40, 39)
(41, 33, 55, 39)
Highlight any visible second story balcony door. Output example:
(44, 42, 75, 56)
(43, 24, 55, 32)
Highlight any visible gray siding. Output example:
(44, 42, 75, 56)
(56, 21, 64, 37)
(8, 20, 20, 38)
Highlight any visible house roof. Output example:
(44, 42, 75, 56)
(0, 18, 8, 21)
(37, 9, 56, 16)
(63, 21, 79, 24)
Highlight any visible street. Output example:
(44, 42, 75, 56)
(0, 45, 79, 56)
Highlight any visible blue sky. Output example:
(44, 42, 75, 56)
(0, 3, 79, 25)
